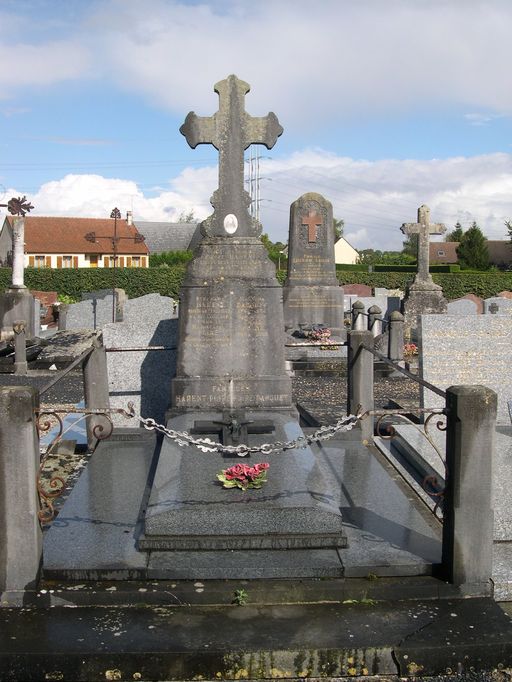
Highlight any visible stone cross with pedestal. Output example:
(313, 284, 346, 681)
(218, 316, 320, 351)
(400, 204, 447, 336)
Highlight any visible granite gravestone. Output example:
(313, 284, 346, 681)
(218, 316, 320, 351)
(283, 193, 344, 337)
(140, 75, 347, 572)
(419, 314, 512, 423)
(484, 297, 512, 316)
(446, 298, 478, 315)
(400, 205, 447, 336)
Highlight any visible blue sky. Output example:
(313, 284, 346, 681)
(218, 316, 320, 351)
(1, 0, 512, 249)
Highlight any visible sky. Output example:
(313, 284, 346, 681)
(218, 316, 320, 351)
(1, 0, 512, 250)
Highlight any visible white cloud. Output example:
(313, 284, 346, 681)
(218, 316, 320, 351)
(86, 0, 512, 124)
(4, 151, 512, 251)
(3, 1, 512, 124)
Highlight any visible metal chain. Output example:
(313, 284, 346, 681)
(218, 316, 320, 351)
(129, 407, 361, 457)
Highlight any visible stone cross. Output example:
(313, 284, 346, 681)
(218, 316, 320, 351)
(401, 205, 446, 282)
(302, 210, 322, 243)
(180, 74, 283, 238)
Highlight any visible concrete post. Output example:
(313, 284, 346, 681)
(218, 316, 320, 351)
(388, 310, 404, 362)
(368, 305, 383, 337)
(57, 303, 69, 331)
(82, 335, 110, 450)
(351, 300, 366, 331)
(0, 386, 42, 594)
(13, 320, 27, 375)
(347, 329, 374, 443)
(442, 385, 497, 595)
(11, 217, 25, 289)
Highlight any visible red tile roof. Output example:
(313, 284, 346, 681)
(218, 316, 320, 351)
(429, 242, 460, 263)
(6, 216, 149, 255)
(430, 240, 512, 266)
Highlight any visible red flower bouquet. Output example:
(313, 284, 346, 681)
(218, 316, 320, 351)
(216, 462, 269, 491)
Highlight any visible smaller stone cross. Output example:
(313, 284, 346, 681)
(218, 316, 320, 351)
(401, 205, 446, 282)
(302, 211, 322, 243)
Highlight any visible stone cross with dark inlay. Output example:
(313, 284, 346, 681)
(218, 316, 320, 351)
(401, 205, 446, 282)
(180, 75, 283, 238)
(302, 210, 322, 243)
(191, 410, 275, 455)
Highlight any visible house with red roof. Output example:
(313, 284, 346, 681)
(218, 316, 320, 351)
(430, 241, 512, 269)
(0, 214, 149, 268)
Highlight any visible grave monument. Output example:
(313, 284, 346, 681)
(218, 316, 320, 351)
(400, 204, 447, 336)
(140, 76, 348, 573)
(283, 192, 345, 339)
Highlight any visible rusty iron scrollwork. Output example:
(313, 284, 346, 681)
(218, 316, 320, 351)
(35, 403, 136, 523)
(373, 407, 447, 521)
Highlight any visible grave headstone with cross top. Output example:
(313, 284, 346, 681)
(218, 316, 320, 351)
(283, 192, 345, 338)
(141, 79, 347, 568)
(171, 75, 292, 412)
(400, 204, 447, 337)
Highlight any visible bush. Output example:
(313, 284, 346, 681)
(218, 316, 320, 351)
(149, 250, 194, 267)
(0, 265, 511, 303)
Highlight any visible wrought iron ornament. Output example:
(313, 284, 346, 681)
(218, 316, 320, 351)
(0, 195, 34, 216)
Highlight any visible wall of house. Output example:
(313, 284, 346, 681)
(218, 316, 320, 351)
(0, 220, 12, 266)
(24, 253, 149, 268)
(334, 238, 359, 265)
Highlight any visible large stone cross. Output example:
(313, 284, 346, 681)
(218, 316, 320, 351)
(302, 210, 322, 243)
(401, 205, 446, 282)
(180, 75, 283, 237)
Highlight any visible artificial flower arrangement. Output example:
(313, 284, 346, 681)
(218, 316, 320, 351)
(403, 342, 419, 358)
(217, 462, 269, 491)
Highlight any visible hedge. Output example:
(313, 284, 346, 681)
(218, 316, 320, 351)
(0, 267, 187, 300)
(1, 266, 511, 302)
(336, 271, 512, 300)
(372, 264, 460, 273)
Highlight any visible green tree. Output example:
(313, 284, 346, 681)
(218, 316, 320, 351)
(505, 219, 512, 244)
(402, 233, 418, 260)
(260, 233, 287, 268)
(178, 209, 197, 223)
(333, 217, 344, 241)
(445, 221, 464, 242)
(456, 222, 490, 270)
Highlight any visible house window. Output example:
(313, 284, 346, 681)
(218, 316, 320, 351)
(62, 255, 73, 268)
(437, 250, 445, 257)
(131, 256, 140, 267)
(34, 255, 46, 268)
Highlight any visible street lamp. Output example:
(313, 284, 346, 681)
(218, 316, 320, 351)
(84, 207, 145, 323)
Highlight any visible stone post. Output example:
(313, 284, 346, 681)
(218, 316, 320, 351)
(82, 335, 111, 450)
(0, 386, 42, 594)
(442, 385, 497, 595)
(11, 217, 25, 288)
(351, 300, 366, 331)
(347, 329, 374, 443)
(368, 305, 383, 337)
(388, 310, 404, 362)
(13, 320, 27, 375)
(58, 303, 69, 331)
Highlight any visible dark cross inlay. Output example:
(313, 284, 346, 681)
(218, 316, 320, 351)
(191, 410, 275, 456)
(489, 302, 499, 314)
(302, 210, 322, 243)
(180, 75, 283, 238)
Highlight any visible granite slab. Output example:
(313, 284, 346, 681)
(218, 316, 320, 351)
(142, 412, 347, 550)
(43, 429, 157, 580)
(420, 314, 512, 423)
(103, 318, 178, 426)
(41, 425, 441, 580)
